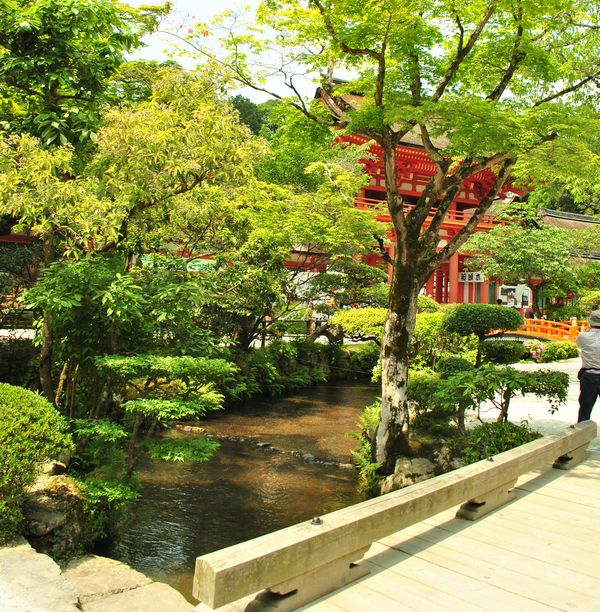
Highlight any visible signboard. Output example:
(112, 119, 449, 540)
(459, 271, 484, 283)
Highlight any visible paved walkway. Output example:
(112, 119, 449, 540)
(304, 448, 600, 611)
(475, 358, 600, 449)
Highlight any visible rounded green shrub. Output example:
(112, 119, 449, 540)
(436, 356, 474, 378)
(0, 384, 73, 542)
(537, 341, 579, 363)
(480, 340, 527, 364)
(461, 422, 541, 463)
(442, 304, 524, 340)
(417, 295, 441, 313)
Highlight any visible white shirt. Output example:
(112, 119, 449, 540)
(576, 328, 600, 370)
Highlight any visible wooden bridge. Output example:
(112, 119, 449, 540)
(489, 318, 587, 343)
(193, 422, 599, 611)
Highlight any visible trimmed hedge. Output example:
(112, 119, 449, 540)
(436, 356, 474, 378)
(480, 340, 527, 364)
(0, 384, 72, 542)
(442, 304, 524, 340)
(460, 422, 541, 463)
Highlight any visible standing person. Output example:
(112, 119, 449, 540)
(576, 311, 600, 422)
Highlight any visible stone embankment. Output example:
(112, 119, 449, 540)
(0, 538, 193, 611)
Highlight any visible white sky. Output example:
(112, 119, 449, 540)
(127, 0, 316, 101)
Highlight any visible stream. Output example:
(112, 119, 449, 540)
(105, 382, 379, 602)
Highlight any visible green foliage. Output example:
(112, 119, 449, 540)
(435, 356, 475, 378)
(536, 341, 579, 363)
(123, 393, 224, 421)
(580, 291, 600, 311)
(77, 477, 139, 542)
(407, 369, 440, 412)
(308, 259, 389, 311)
(329, 307, 386, 343)
(460, 422, 541, 464)
(0, 383, 73, 542)
(433, 365, 569, 425)
(149, 438, 220, 463)
(480, 340, 527, 364)
(230, 94, 270, 135)
(443, 304, 524, 341)
(463, 224, 578, 310)
(329, 342, 380, 381)
(544, 304, 588, 322)
(71, 418, 128, 477)
(350, 401, 382, 494)
(24, 256, 144, 363)
(407, 369, 453, 434)
(96, 355, 236, 386)
(0, 0, 162, 145)
(417, 295, 441, 313)
(411, 312, 466, 367)
(443, 304, 523, 365)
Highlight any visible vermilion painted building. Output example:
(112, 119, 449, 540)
(318, 85, 523, 306)
(315, 80, 529, 307)
(345, 131, 519, 306)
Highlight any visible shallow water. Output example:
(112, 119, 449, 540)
(105, 382, 379, 602)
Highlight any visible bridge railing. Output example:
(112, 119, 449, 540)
(491, 318, 588, 342)
(193, 421, 596, 611)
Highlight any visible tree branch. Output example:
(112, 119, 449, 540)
(431, 2, 499, 102)
(374, 234, 392, 265)
(310, 0, 383, 61)
(532, 69, 600, 107)
(427, 158, 516, 273)
(487, 3, 526, 102)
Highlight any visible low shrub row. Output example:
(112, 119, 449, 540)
(0, 384, 73, 543)
(227, 339, 379, 401)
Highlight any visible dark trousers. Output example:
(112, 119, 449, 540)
(578, 371, 600, 422)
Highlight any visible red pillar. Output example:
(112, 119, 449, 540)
(480, 279, 490, 304)
(424, 274, 435, 298)
(449, 253, 460, 304)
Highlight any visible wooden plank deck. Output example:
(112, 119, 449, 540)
(302, 450, 600, 611)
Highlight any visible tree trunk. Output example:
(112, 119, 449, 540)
(375, 256, 421, 473)
(530, 283, 543, 317)
(39, 233, 56, 402)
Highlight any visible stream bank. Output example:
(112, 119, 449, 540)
(104, 382, 379, 602)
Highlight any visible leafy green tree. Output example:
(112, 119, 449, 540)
(0, 0, 165, 399)
(330, 307, 387, 343)
(192, 0, 600, 471)
(0, 0, 164, 144)
(95, 355, 235, 473)
(442, 304, 523, 366)
(464, 224, 579, 315)
(431, 365, 569, 431)
(230, 94, 273, 135)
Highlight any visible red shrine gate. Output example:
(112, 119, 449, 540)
(345, 132, 519, 306)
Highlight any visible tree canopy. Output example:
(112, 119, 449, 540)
(0, 0, 166, 145)
(186, 0, 600, 470)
